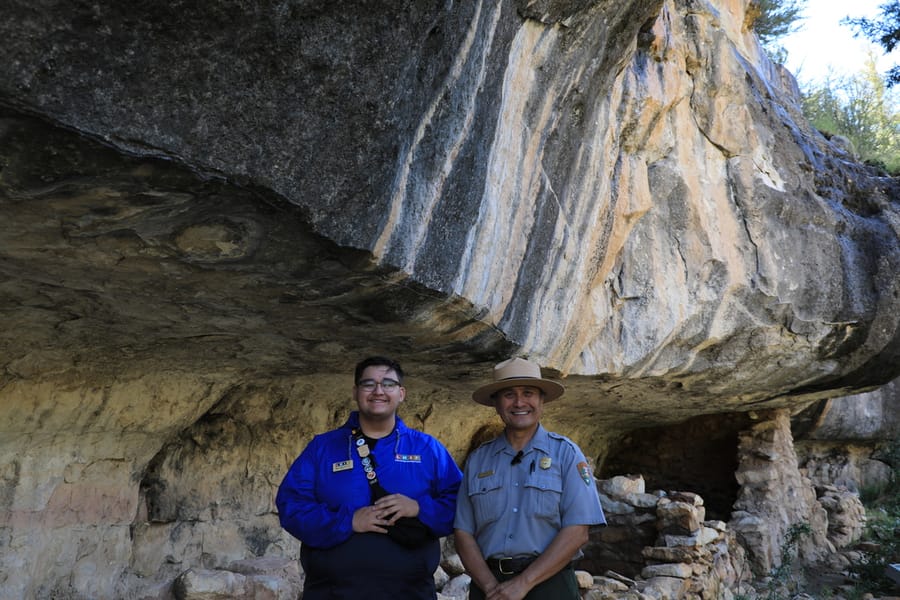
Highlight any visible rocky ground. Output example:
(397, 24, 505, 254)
(793, 546, 900, 600)
(169, 472, 899, 600)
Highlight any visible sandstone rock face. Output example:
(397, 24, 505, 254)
(731, 410, 832, 574)
(2, 0, 899, 384)
(802, 378, 900, 442)
(1, 0, 899, 598)
(793, 377, 900, 494)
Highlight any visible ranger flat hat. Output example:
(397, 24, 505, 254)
(471, 357, 565, 406)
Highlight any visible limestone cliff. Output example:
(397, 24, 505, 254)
(1, 0, 899, 598)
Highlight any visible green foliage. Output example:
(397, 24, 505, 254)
(848, 518, 900, 593)
(751, 0, 807, 44)
(801, 55, 900, 173)
(862, 434, 900, 509)
(765, 522, 812, 600)
(848, 436, 900, 594)
(843, 1, 900, 85)
(749, 0, 807, 60)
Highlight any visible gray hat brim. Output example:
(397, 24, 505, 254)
(471, 377, 565, 406)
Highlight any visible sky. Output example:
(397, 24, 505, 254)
(780, 0, 897, 85)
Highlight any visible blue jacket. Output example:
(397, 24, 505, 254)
(276, 412, 462, 549)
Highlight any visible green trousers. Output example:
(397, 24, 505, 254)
(468, 565, 579, 600)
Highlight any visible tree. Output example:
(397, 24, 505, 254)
(843, 1, 900, 85)
(802, 54, 900, 173)
(749, 0, 807, 62)
(751, 0, 807, 44)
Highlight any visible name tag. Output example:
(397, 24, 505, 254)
(477, 470, 494, 478)
(332, 460, 354, 472)
(395, 454, 421, 463)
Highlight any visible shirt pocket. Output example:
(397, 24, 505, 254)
(467, 474, 504, 526)
(524, 472, 563, 521)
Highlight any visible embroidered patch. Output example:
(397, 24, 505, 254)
(395, 454, 422, 463)
(332, 460, 353, 472)
(477, 470, 494, 478)
(577, 461, 592, 485)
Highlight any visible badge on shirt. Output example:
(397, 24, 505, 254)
(577, 461, 592, 485)
(332, 460, 354, 472)
(395, 454, 422, 463)
(477, 470, 494, 478)
(539, 457, 552, 470)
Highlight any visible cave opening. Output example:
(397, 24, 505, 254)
(600, 412, 753, 522)
(577, 412, 753, 577)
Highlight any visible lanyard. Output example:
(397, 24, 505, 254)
(351, 427, 383, 493)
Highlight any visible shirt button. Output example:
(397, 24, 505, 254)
(513, 508, 518, 513)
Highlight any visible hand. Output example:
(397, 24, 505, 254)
(372, 493, 419, 525)
(351, 505, 391, 534)
(486, 577, 531, 600)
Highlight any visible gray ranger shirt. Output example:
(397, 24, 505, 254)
(454, 424, 606, 559)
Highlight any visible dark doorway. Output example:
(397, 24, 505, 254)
(601, 412, 752, 521)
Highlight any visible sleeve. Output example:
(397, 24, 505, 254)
(414, 436, 462, 537)
(453, 458, 476, 534)
(275, 436, 356, 549)
(558, 442, 606, 527)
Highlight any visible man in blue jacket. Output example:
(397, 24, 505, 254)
(276, 356, 462, 599)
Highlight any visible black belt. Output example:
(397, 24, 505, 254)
(486, 556, 537, 575)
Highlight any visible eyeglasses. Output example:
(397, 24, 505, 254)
(356, 378, 401, 392)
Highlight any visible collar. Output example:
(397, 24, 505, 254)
(343, 411, 406, 460)
(488, 423, 551, 456)
(343, 411, 408, 436)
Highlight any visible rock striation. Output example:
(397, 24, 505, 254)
(0, 0, 899, 598)
(2, 0, 899, 383)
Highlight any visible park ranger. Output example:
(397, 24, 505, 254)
(454, 357, 606, 600)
